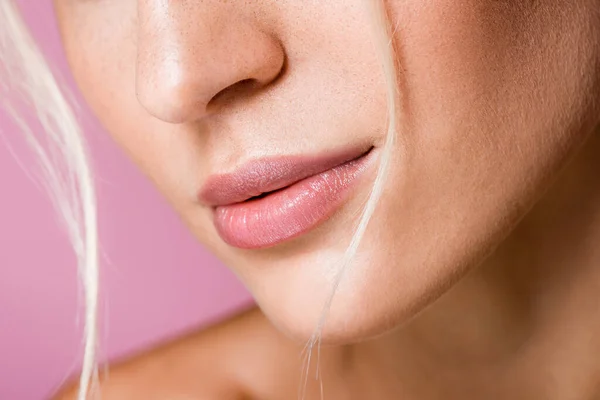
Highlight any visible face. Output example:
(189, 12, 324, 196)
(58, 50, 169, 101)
(54, 0, 600, 342)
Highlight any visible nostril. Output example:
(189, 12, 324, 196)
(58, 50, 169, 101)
(207, 78, 260, 109)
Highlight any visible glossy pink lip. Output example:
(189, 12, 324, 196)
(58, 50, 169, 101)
(199, 146, 376, 249)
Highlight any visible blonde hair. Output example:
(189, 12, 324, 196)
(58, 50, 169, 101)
(300, 2, 399, 397)
(0, 0, 398, 399)
(0, 1, 99, 399)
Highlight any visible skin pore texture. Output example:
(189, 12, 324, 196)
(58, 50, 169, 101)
(52, 1, 600, 399)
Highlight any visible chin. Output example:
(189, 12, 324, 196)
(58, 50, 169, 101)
(241, 202, 520, 347)
(256, 282, 435, 346)
(244, 246, 455, 346)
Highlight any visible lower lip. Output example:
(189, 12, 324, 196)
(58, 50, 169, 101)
(212, 148, 377, 249)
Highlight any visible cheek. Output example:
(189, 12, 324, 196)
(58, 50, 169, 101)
(392, 0, 599, 191)
(311, 1, 600, 337)
(61, 16, 186, 193)
(61, 30, 220, 255)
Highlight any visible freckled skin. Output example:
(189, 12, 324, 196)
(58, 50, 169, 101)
(53, 1, 600, 398)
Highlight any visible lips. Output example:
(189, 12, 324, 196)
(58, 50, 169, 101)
(199, 145, 376, 249)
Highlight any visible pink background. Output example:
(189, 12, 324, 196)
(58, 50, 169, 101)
(0, 2, 253, 399)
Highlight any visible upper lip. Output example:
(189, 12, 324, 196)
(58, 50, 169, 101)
(199, 145, 373, 207)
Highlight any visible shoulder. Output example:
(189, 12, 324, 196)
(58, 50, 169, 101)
(52, 306, 296, 400)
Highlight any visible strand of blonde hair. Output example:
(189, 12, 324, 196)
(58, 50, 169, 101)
(300, 0, 400, 397)
(0, 2, 99, 399)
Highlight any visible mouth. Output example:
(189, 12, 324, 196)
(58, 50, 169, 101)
(199, 145, 377, 249)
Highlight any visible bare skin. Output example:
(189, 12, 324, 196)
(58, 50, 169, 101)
(54, 308, 302, 400)
(51, 0, 600, 398)
(56, 131, 600, 399)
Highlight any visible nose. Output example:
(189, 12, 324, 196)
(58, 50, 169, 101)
(135, 1, 285, 124)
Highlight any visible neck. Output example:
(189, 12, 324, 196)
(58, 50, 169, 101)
(345, 128, 600, 399)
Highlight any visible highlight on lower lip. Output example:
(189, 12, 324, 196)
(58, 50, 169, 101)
(213, 148, 376, 249)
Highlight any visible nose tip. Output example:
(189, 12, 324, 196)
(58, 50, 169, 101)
(136, 22, 285, 124)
